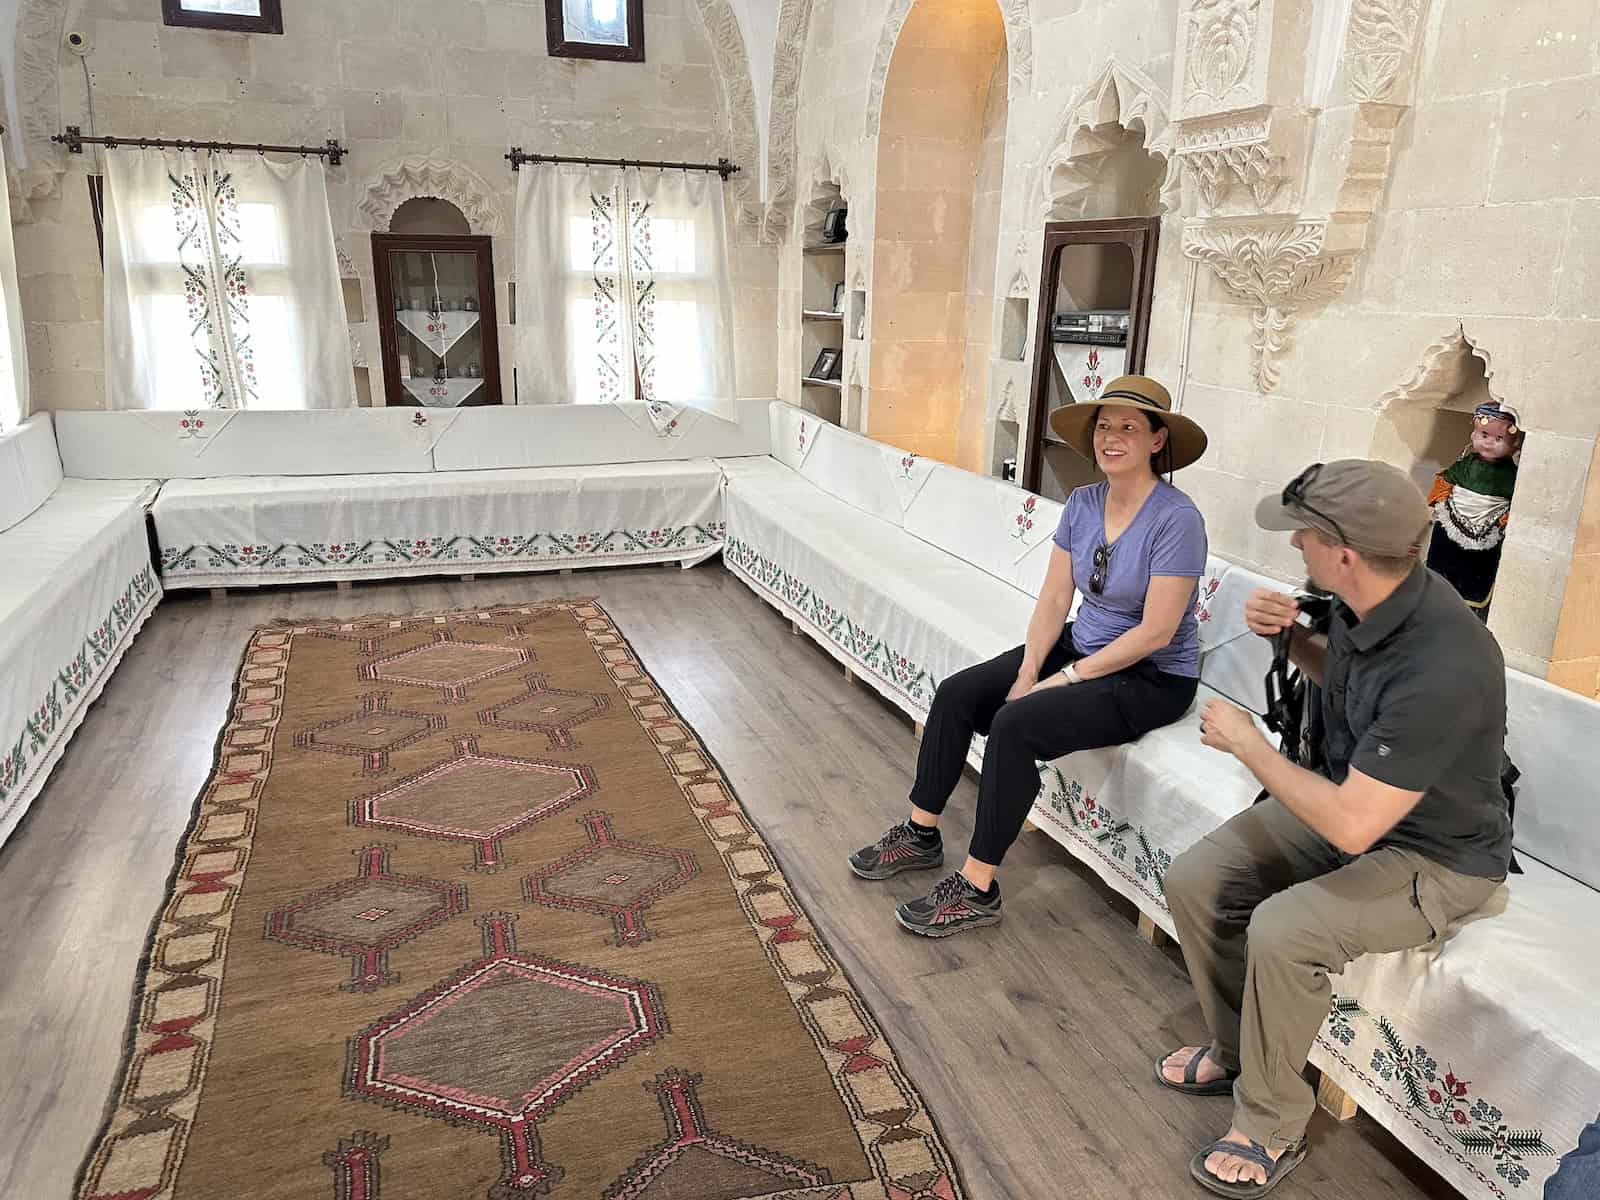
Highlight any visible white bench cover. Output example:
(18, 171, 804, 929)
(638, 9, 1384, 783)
(0, 414, 63, 533)
(1, 477, 161, 847)
(153, 460, 727, 589)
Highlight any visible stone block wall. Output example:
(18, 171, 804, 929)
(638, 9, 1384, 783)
(9, 0, 780, 411)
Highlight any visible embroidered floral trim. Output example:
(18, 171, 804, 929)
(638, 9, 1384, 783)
(159, 525, 726, 579)
(724, 536, 938, 706)
(898, 453, 918, 480)
(1082, 347, 1104, 397)
(0, 565, 160, 809)
(1012, 495, 1037, 541)
(1194, 573, 1222, 623)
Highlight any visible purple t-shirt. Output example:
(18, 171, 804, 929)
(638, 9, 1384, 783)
(1052, 480, 1207, 678)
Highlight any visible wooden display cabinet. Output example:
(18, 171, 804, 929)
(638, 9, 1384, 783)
(371, 233, 503, 409)
(1023, 217, 1160, 499)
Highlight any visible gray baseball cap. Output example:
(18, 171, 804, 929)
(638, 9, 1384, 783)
(1254, 460, 1431, 558)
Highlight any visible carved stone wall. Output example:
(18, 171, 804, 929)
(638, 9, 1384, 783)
(1175, 0, 1430, 393)
(355, 158, 503, 237)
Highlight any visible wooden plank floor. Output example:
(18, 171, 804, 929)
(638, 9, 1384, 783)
(0, 565, 1456, 1200)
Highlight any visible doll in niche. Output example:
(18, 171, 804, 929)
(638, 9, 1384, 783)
(1425, 401, 1523, 621)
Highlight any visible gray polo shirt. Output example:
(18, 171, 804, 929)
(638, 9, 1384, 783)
(1319, 566, 1513, 879)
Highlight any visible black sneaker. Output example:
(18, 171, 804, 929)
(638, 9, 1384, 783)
(848, 821, 944, 880)
(895, 872, 1002, 937)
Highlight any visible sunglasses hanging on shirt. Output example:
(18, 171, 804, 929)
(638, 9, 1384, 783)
(1089, 543, 1112, 595)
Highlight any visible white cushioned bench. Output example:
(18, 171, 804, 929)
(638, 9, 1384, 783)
(0, 414, 161, 847)
(52, 401, 771, 590)
(720, 400, 1598, 1199)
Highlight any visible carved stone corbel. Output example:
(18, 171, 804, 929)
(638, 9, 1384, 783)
(1184, 219, 1356, 391)
(1175, 0, 1431, 391)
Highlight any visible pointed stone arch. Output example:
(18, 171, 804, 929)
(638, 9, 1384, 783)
(864, 0, 1034, 137)
(1375, 326, 1503, 416)
(1036, 58, 1179, 222)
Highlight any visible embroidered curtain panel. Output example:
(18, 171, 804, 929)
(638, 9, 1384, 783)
(0, 137, 28, 432)
(103, 149, 353, 411)
(516, 164, 736, 430)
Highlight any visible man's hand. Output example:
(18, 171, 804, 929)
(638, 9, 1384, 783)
(1005, 670, 1039, 703)
(1245, 588, 1300, 638)
(1199, 698, 1266, 759)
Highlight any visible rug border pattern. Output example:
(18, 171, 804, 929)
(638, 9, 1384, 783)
(74, 600, 966, 1200)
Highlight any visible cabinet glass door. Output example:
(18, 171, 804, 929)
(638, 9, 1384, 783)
(373, 234, 502, 408)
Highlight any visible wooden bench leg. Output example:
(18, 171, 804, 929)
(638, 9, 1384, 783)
(843, 665, 856, 685)
(1021, 818, 1038, 833)
(209, 587, 227, 601)
(336, 580, 353, 592)
(460, 573, 476, 583)
(913, 720, 925, 739)
(1137, 913, 1168, 946)
(790, 619, 802, 637)
(1317, 1071, 1359, 1121)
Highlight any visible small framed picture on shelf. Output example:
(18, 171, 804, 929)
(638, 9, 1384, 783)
(832, 282, 846, 313)
(821, 206, 848, 243)
(811, 349, 841, 380)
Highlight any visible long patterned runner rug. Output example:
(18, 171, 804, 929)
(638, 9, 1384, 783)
(76, 600, 964, 1200)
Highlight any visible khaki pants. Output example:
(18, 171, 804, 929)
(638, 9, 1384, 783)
(1164, 799, 1502, 1150)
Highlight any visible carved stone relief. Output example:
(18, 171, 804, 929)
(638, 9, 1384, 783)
(1177, 0, 1431, 391)
(1374, 327, 1500, 416)
(689, 0, 763, 231)
(1183, 221, 1356, 391)
(355, 158, 502, 235)
(1183, 0, 1264, 109)
(1036, 58, 1179, 222)
(349, 328, 368, 370)
(865, 0, 1034, 137)
(1346, 0, 1425, 103)
(764, 0, 817, 239)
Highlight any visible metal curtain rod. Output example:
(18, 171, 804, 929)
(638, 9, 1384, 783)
(52, 125, 346, 165)
(506, 148, 738, 180)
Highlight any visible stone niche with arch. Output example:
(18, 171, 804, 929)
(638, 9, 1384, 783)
(1373, 329, 1524, 625)
(867, 0, 1010, 470)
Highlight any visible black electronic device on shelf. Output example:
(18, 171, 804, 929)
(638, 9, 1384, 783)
(1050, 309, 1130, 346)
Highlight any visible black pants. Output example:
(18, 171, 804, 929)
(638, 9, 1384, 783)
(909, 625, 1198, 866)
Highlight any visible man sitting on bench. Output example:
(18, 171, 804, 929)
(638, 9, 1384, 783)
(1157, 460, 1512, 1197)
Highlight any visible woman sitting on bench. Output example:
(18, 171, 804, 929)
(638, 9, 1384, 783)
(849, 375, 1211, 937)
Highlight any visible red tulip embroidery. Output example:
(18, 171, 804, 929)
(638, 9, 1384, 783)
(1012, 495, 1037, 540)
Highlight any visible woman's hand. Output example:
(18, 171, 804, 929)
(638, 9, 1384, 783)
(1005, 670, 1039, 703)
(1245, 588, 1300, 638)
(1026, 672, 1070, 696)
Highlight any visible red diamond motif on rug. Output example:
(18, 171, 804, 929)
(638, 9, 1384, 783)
(351, 734, 595, 871)
(264, 845, 466, 992)
(294, 692, 444, 775)
(345, 912, 666, 1197)
(361, 631, 530, 703)
(602, 1067, 831, 1199)
(524, 811, 698, 946)
(479, 672, 610, 750)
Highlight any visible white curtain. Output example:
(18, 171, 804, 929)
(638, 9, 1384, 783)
(103, 149, 353, 411)
(517, 163, 736, 430)
(0, 138, 29, 432)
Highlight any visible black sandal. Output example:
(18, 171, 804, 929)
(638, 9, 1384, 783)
(1189, 1136, 1307, 1197)
(1155, 1047, 1238, 1096)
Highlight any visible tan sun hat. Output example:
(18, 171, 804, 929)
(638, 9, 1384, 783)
(1048, 375, 1209, 472)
